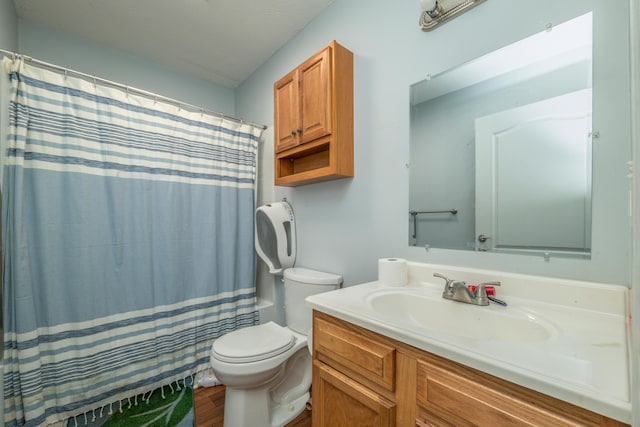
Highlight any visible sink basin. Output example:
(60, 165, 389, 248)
(367, 291, 555, 343)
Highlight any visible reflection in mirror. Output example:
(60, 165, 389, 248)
(409, 12, 593, 259)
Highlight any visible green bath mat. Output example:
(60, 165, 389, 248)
(67, 382, 193, 427)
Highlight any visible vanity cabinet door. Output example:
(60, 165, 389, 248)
(313, 361, 396, 427)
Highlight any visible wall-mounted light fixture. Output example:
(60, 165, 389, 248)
(419, 0, 487, 31)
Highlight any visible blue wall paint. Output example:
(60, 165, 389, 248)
(0, 0, 18, 51)
(17, 19, 235, 115)
(236, 0, 632, 286)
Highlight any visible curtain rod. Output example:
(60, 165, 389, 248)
(0, 48, 267, 131)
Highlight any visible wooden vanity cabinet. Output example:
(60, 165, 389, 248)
(273, 40, 353, 186)
(312, 311, 629, 427)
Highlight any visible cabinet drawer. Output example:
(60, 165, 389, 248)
(314, 315, 395, 392)
(416, 360, 622, 426)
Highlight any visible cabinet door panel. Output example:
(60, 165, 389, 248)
(274, 69, 299, 153)
(299, 47, 332, 143)
(313, 361, 395, 427)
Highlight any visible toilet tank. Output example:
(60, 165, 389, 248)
(284, 268, 342, 335)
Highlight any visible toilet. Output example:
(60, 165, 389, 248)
(209, 201, 342, 427)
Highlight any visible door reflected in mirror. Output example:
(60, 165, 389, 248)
(409, 12, 593, 259)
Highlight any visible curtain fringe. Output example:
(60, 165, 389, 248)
(64, 372, 202, 427)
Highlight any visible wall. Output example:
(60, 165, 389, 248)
(235, 0, 632, 287)
(17, 19, 235, 115)
(0, 0, 17, 51)
(630, 0, 640, 422)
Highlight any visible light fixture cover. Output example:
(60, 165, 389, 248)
(420, 0, 487, 31)
(420, 0, 438, 12)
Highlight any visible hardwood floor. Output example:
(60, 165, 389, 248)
(193, 385, 312, 427)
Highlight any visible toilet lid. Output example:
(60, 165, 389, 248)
(212, 322, 295, 363)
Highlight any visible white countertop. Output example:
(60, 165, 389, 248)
(305, 262, 631, 424)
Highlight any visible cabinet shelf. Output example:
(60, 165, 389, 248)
(275, 137, 353, 187)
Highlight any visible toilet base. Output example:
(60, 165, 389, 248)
(223, 386, 309, 427)
(271, 391, 309, 427)
(210, 327, 314, 427)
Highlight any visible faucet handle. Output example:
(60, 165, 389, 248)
(433, 273, 455, 297)
(433, 273, 451, 284)
(474, 281, 501, 303)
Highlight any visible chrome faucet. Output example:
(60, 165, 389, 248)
(433, 273, 501, 306)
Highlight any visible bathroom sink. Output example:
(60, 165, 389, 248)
(366, 291, 555, 343)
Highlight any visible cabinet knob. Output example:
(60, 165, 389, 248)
(297, 128, 302, 134)
(291, 130, 296, 136)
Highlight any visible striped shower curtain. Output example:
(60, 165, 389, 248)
(1, 58, 262, 426)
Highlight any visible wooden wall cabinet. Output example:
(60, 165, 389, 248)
(312, 311, 629, 427)
(273, 41, 353, 186)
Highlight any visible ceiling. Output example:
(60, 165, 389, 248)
(13, 0, 335, 88)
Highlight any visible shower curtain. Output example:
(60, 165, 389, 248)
(1, 58, 262, 426)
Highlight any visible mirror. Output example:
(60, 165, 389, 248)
(409, 12, 593, 259)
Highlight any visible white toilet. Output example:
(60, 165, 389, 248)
(210, 268, 342, 427)
(209, 201, 342, 427)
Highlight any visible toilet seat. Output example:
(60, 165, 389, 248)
(211, 322, 295, 363)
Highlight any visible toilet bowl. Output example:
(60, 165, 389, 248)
(210, 322, 311, 427)
(209, 267, 342, 427)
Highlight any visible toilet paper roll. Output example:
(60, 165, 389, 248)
(378, 258, 408, 286)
